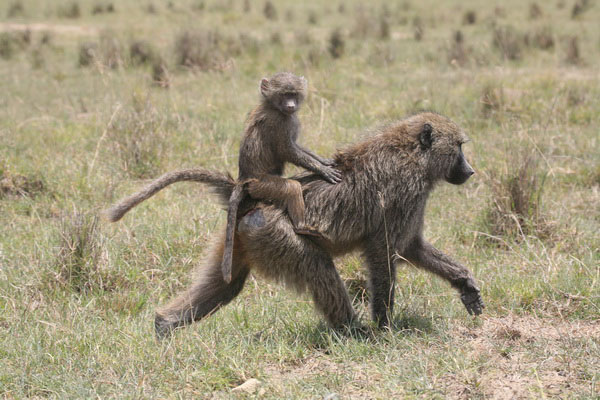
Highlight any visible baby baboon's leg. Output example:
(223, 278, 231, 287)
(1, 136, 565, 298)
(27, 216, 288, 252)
(364, 242, 396, 328)
(155, 235, 250, 338)
(239, 208, 356, 328)
(247, 176, 305, 227)
(247, 176, 320, 236)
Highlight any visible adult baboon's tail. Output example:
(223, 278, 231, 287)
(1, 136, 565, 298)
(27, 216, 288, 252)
(106, 168, 235, 222)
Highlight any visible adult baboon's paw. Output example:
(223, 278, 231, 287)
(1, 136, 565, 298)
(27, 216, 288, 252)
(154, 314, 174, 340)
(460, 280, 484, 316)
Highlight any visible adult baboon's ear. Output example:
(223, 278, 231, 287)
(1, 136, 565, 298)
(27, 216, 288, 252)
(419, 123, 433, 149)
(259, 78, 270, 96)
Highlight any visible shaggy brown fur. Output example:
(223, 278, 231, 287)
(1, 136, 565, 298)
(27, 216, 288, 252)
(105, 169, 233, 223)
(152, 112, 484, 337)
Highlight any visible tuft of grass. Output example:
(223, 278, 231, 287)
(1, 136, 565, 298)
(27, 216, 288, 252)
(0, 168, 45, 199)
(305, 46, 324, 67)
(493, 25, 524, 60)
(129, 40, 156, 66)
(463, 10, 476, 25)
(571, 0, 591, 18)
(328, 28, 345, 59)
(564, 35, 581, 65)
(0, 32, 16, 59)
(413, 16, 424, 41)
(263, 1, 277, 20)
(485, 152, 552, 240)
(529, 2, 543, 19)
(78, 41, 97, 67)
(57, 2, 81, 19)
(53, 213, 104, 293)
(108, 98, 168, 178)
(91, 2, 113, 15)
(174, 29, 227, 71)
(6, 0, 25, 17)
(447, 30, 469, 66)
(351, 7, 372, 39)
(269, 31, 282, 45)
(307, 10, 318, 25)
(151, 57, 170, 88)
(144, 2, 157, 14)
(77, 32, 124, 69)
(531, 26, 554, 50)
(0, 30, 30, 60)
(480, 84, 504, 117)
(98, 30, 124, 69)
(379, 15, 390, 40)
(295, 30, 312, 45)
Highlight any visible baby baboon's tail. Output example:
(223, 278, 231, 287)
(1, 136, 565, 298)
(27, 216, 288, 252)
(106, 168, 234, 222)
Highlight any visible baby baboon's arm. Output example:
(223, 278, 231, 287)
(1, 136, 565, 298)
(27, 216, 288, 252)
(403, 236, 484, 315)
(297, 145, 336, 166)
(286, 143, 342, 184)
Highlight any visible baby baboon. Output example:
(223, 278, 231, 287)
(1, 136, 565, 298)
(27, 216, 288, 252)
(151, 112, 484, 337)
(105, 73, 341, 283)
(222, 72, 341, 283)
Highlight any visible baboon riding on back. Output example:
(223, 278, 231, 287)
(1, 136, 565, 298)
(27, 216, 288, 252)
(108, 112, 484, 337)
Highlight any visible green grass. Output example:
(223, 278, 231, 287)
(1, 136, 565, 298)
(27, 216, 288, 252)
(1, 0, 599, 398)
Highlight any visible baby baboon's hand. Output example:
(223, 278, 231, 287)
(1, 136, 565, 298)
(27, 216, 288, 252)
(460, 278, 484, 316)
(320, 165, 342, 184)
(320, 158, 337, 167)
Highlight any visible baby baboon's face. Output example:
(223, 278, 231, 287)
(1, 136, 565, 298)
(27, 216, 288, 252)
(260, 72, 307, 115)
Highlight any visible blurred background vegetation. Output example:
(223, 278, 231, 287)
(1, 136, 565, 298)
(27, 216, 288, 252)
(0, 0, 598, 398)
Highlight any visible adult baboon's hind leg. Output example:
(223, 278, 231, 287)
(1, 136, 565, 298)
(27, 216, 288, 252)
(155, 236, 250, 339)
(239, 208, 356, 329)
(364, 241, 397, 328)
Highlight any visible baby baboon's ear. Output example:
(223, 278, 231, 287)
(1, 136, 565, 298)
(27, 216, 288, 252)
(300, 76, 308, 91)
(419, 123, 433, 149)
(260, 78, 270, 96)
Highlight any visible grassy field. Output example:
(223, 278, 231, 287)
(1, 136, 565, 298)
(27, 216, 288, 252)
(1, 0, 599, 398)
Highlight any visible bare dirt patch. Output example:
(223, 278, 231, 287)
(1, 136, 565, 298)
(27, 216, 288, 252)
(0, 22, 96, 36)
(442, 315, 600, 399)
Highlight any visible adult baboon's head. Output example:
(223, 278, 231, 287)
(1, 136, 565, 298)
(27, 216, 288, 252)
(409, 112, 474, 185)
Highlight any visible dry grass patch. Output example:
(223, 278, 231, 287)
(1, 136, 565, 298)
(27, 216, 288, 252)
(484, 152, 556, 242)
(444, 315, 600, 399)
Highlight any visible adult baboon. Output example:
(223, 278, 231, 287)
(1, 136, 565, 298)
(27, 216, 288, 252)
(149, 112, 484, 337)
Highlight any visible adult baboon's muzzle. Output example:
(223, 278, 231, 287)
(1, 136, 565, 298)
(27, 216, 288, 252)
(446, 152, 474, 185)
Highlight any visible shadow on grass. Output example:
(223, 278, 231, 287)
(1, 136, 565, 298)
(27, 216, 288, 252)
(276, 312, 439, 350)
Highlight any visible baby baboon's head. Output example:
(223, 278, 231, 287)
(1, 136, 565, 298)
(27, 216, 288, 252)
(259, 72, 308, 115)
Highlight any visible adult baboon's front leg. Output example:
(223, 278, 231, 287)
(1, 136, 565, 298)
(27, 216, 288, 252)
(239, 208, 356, 328)
(364, 242, 397, 327)
(155, 235, 250, 338)
(403, 236, 484, 315)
